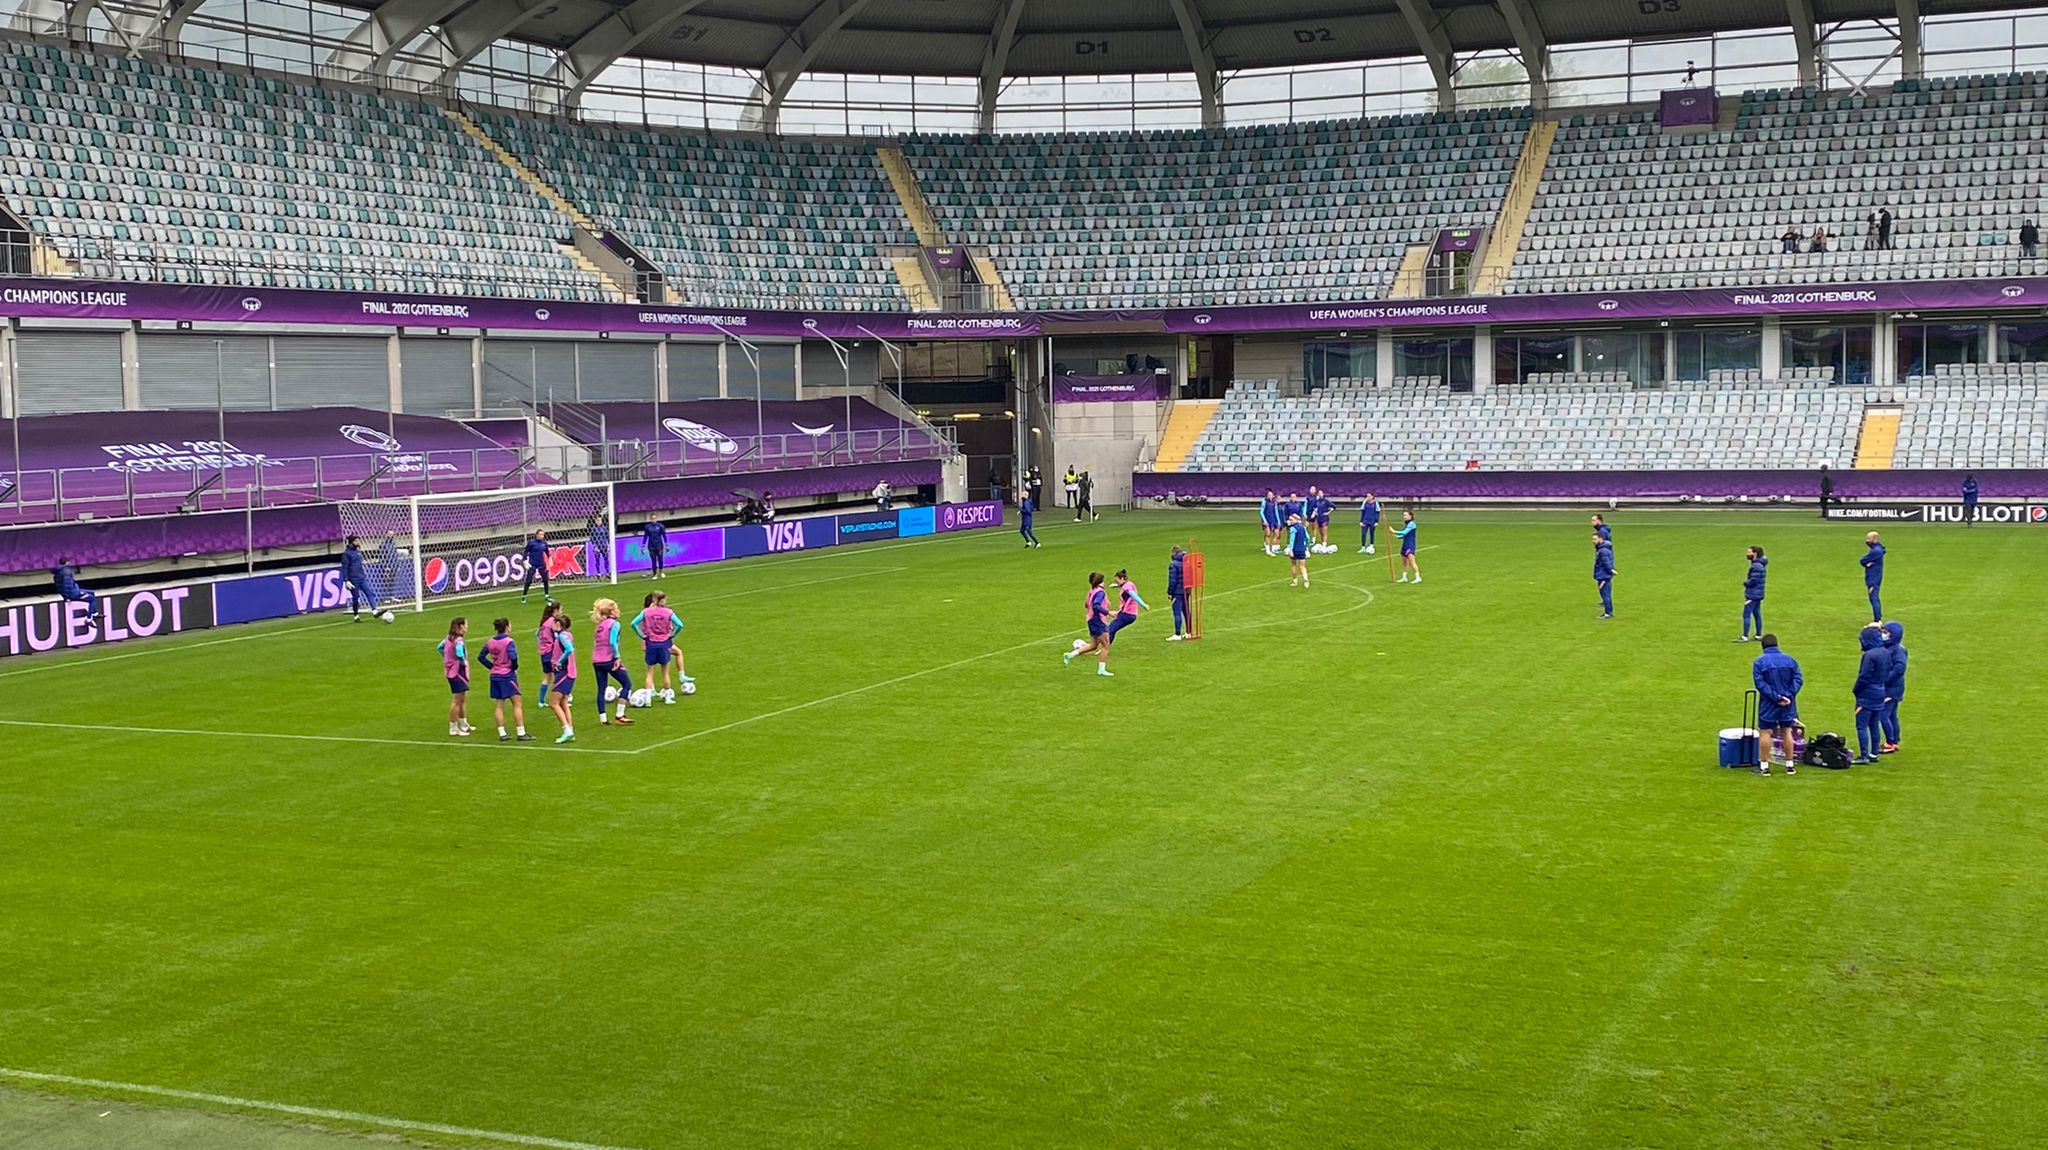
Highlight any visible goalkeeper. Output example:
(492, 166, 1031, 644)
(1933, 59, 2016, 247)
(521, 530, 554, 604)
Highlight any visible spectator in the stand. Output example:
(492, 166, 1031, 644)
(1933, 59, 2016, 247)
(1878, 207, 1894, 249)
(1865, 210, 1881, 250)
(1780, 225, 1803, 254)
(1809, 226, 1830, 254)
(2021, 220, 2039, 259)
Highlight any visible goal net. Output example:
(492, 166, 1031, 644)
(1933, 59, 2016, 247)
(337, 482, 617, 612)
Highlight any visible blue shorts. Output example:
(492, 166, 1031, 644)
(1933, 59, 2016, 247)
(489, 676, 519, 700)
(447, 677, 469, 695)
(1314, 516, 1330, 527)
(540, 655, 556, 675)
(1759, 706, 1799, 728)
(553, 675, 576, 699)
(1087, 619, 1108, 637)
(1290, 548, 1308, 560)
(1261, 517, 1280, 530)
(1401, 545, 1416, 556)
(644, 642, 672, 666)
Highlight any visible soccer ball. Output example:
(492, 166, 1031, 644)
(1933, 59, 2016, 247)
(629, 688, 654, 708)
(604, 686, 621, 703)
(1072, 639, 1087, 652)
(379, 610, 395, 623)
(1606, 497, 1618, 510)
(679, 681, 697, 696)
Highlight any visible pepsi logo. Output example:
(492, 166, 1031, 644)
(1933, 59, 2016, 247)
(2001, 285, 2026, 298)
(423, 557, 450, 594)
(338, 424, 404, 452)
(534, 308, 551, 321)
(1597, 299, 1620, 311)
(2030, 505, 2047, 522)
(239, 297, 263, 312)
(662, 416, 740, 456)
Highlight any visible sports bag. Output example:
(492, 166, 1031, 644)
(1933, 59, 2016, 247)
(1803, 732, 1853, 770)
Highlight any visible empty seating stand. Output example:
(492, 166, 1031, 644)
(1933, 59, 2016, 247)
(1182, 375, 1864, 472)
(1893, 362, 2048, 468)
(1514, 74, 2048, 293)
(0, 40, 601, 299)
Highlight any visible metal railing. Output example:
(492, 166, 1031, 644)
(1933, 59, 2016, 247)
(0, 425, 956, 527)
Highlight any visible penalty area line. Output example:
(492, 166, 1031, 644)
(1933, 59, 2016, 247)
(0, 1067, 645, 1150)
(0, 719, 639, 756)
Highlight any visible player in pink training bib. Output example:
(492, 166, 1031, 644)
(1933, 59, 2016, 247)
(437, 616, 473, 737)
(589, 598, 636, 728)
(631, 590, 692, 703)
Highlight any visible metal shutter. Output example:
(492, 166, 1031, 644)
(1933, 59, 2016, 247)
(401, 338, 475, 417)
(736, 345, 797, 400)
(668, 341, 719, 399)
(272, 335, 389, 410)
(137, 333, 271, 409)
(483, 340, 576, 409)
(13, 330, 123, 414)
(575, 341, 657, 401)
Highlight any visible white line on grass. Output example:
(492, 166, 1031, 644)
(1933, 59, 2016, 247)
(0, 719, 639, 756)
(631, 557, 1389, 754)
(0, 1067, 645, 1150)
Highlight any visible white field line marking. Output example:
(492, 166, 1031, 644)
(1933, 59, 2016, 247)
(0, 719, 638, 756)
(632, 558, 1387, 754)
(0, 1067, 646, 1150)
(0, 619, 358, 681)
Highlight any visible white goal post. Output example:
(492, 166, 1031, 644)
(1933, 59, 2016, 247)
(336, 482, 618, 612)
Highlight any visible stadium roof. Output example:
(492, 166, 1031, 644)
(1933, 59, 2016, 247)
(48, 0, 2048, 125)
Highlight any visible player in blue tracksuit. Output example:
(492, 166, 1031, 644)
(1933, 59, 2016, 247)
(520, 530, 553, 603)
(642, 518, 668, 578)
(588, 512, 612, 578)
(339, 535, 381, 621)
(1394, 512, 1420, 583)
(1961, 473, 1980, 526)
(1358, 492, 1381, 554)
(1592, 533, 1615, 618)
(1591, 513, 1611, 543)
(1751, 634, 1803, 774)
(50, 558, 101, 622)
(1860, 532, 1886, 622)
(1286, 516, 1312, 587)
(1852, 623, 1894, 763)
(1740, 546, 1767, 642)
(1259, 489, 1282, 555)
(1166, 545, 1191, 639)
(1019, 492, 1041, 548)
(1879, 621, 1907, 753)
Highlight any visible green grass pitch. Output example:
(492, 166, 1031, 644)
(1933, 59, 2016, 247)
(3, 508, 2045, 1149)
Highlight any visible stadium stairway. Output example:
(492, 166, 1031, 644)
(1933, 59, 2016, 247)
(969, 248, 1017, 310)
(877, 147, 945, 246)
(1854, 405, 1904, 468)
(1153, 399, 1221, 472)
(1473, 118, 1556, 290)
(446, 108, 633, 301)
(1386, 243, 1432, 299)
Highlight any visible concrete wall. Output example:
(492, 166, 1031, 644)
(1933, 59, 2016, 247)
(1051, 398, 1162, 507)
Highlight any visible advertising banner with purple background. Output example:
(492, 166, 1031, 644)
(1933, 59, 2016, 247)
(1052, 374, 1170, 403)
(1660, 87, 1718, 128)
(0, 581, 213, 659)
(13, 274, 2048, 343)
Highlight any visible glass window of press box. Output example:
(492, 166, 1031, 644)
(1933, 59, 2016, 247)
(1895, 322, 1988, 376)
(1303, 340, 1376, 388)
(1672, 326, 1764, 380)
(1493, 333, 1572, 386)
(1397, 337, 1475, 392)
(1998, 322, 2048, 362)
(1782, 323, 1874, 384)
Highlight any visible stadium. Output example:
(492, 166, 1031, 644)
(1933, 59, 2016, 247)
(2, 0, 2046, 1143)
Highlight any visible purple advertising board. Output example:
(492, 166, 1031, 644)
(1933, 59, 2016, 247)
(1660, 87, 1718, 128)
(937, 500, 1004, 532)
(614, 526, 727, 575)
(0, 581, 213, 658)
(926, 246, 969, 270)
(214, 567, 358, 625)
(1433, 228, 1483, 254)
(726, 515, 839, 559)
(13, 272, 2048, 344)
(1052, 374, 1170, 403)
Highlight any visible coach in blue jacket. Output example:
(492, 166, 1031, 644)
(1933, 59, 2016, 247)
(1592, 532, 1614, 619)
(1751, 634, 1803, 774)
(51, 557, 102, 622)
(1859, 532, 1886, 621)
(1167, 545, 1190, 640)
(1880, 621, 1907, 753)
(1852, 623, 1894, 763)
(1740, 546, 1767, 642)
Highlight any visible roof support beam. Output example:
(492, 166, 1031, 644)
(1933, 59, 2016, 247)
(324, 0, 472, 81)
(977, 0, 1030, 133)
(1493, 0, 1549, 109)
(1894, 0, 1922, 79)
(742, 0, 876, 133)
(1394, 0, 1456, 109)
(14, 0, 205, 51)
(1785, 0, 1819, 88)
(1163, 0, 1220, 128)
(533, 0, 718, 113)
(390, 0, 553, 91)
